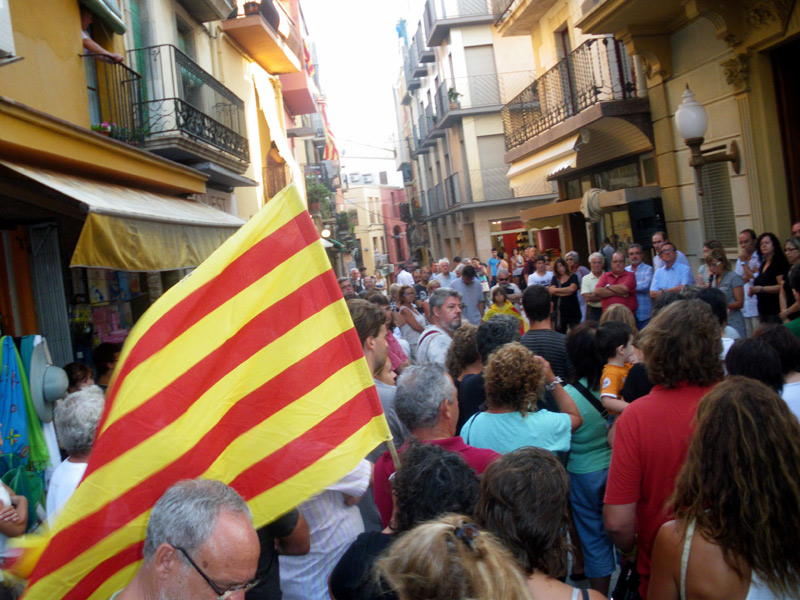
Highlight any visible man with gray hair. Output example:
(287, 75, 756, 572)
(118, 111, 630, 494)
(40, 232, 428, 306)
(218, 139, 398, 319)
(114, 478, 260, 600)
(416, 288, 463, 364)
(371, 363, 500, 527)
(47, 386, 105, 523)
(432, 258, 457, 287)
(581, 252, 605, 321)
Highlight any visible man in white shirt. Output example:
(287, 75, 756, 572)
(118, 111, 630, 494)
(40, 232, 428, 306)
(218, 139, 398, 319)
(396, 262, 415, 287)
(581, 252, 605, 322)
(651, 231, 690, 270)
(527, 254, 553, 287)
(735, 228, 761, 336)
(432, 258, 457, 287)
(417, 288, 463, 364)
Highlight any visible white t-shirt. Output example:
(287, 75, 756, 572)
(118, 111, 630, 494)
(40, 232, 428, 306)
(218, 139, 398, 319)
(781, 381, 800, 421)
(527, 271, 553, 287)
(46, 459, 88, 524)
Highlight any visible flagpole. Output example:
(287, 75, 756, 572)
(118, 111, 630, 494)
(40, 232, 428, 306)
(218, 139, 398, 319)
(387, 437, 401, 471)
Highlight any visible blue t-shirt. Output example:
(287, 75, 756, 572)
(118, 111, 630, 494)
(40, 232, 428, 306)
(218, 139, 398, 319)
(488, 256, 500, 276)
(460, 409, 571, 455)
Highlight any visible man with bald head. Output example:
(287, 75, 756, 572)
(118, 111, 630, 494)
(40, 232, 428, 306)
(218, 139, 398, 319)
(595, 251, 637, 314)
(114, 478, 260, 600)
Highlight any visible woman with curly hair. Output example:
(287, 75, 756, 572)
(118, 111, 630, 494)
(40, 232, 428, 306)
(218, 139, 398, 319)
(750, 232, 790, 324)
(444, 323, 482, 384)
(604, 300, 723, 598)
(648, 377, 800, 599)
(475, 447, 605, 600)
(375, 514, 532, 600)
(460, 342, 581, 459)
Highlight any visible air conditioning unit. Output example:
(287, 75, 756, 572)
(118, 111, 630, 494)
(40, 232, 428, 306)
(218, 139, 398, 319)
(0, 0, 16, 59)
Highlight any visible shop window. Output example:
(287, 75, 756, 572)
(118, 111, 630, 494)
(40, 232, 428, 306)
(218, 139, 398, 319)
(640, 153, 657, 186)
(595, 162, 640, 191)
(565, 178, 582, 199)
(699, 163, 737, 248)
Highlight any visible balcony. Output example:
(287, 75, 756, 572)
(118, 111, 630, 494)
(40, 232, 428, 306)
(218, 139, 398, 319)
(84, 55, 145, 147)
(221, 1, 302, 74)
(491, 0, 559, 36)
(445, 173, 463, 207)
(402, 46, 421, 95)
(279, 69, 317, 115)
(502, 37, 639, 152)
(176, 0, 234, 23)
(423, 0, 494, 47)
(410, 24, 434, 77)
(418, 112, 437, 149)
(467, 167, 513, 201)
(128, 44, 248, 170)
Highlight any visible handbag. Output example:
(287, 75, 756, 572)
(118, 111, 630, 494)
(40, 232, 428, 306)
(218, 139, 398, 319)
(611, 558, 641, 600)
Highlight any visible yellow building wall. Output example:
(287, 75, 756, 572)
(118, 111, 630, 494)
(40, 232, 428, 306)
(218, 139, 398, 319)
(0, 0, 101, 127)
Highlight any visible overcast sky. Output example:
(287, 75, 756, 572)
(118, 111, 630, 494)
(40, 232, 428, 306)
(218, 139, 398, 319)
(301, 0, 419, 166)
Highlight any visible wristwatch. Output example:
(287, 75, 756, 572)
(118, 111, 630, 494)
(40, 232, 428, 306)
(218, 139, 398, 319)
(545, 376, 563, 391)
(605, 284, 611, 289)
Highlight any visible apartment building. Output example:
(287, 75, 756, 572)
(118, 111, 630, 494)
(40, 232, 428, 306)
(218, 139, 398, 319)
(396, 0, 551, 264)
(0, 0, 336, 364)
(574, 0, 799, 258)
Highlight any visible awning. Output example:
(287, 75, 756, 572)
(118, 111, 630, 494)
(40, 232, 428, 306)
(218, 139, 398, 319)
(80, 0, 127, 35)
(0, 161, 244, 272)
(506, 134, 580, 197)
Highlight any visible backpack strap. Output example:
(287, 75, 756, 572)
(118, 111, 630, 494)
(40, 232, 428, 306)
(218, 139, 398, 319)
(572, 380, 609, 419)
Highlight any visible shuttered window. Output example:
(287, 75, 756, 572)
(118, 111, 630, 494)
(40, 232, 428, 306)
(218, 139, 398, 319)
(699, 163, 737, 248)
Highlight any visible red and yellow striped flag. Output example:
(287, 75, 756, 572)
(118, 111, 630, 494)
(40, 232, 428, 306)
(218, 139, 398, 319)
(18, 183, 391, 599)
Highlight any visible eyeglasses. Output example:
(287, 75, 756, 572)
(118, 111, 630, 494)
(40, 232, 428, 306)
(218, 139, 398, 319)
(173, 545, 259, 599)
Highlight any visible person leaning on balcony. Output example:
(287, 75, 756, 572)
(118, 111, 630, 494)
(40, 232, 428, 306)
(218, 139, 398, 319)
(80, 6, 124, 63)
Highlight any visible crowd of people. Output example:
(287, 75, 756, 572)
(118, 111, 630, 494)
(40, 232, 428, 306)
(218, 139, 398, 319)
(5, 227, 800, 600)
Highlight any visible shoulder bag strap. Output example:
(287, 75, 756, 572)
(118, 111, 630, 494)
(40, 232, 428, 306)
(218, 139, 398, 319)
(571, 380, 609, 419)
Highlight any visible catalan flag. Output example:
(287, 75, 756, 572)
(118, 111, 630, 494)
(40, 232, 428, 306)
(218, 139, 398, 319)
(318, 98, 339, 162)
(303, 39, 316, 81)
(17, 183, 392, 599)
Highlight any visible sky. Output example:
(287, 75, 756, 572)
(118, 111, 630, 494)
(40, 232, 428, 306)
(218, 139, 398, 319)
(301, 0, 420, 174)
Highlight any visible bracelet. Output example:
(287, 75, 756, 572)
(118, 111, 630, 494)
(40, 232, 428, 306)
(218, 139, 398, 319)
(545, 376, 563, 391)
(619, 544, 637, 558)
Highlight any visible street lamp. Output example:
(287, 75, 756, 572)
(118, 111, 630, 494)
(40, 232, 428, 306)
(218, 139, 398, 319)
(675, 85, 740, 197)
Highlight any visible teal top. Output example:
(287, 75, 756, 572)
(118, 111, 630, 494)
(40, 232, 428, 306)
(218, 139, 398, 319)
(461, 409, 571, 455)
(565, 379, 612, 474)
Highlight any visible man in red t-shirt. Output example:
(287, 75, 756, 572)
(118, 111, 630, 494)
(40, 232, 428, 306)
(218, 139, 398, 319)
(595, 251, 637, 313)
(373, 363, 500, 527)
(603, 300, 723, 598)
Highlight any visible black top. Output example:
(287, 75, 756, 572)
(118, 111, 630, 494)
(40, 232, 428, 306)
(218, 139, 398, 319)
(754, 257, 789, 317)
(329, 532, 396, 600)
(520, 329, 575, 381)
(551, 273, 581, 322)
(619, 362, 653, 404)
(456, 372, 486, 434)
(247, 509, 301, 600)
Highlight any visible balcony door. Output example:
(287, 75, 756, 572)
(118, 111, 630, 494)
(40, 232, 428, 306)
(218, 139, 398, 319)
(556, 27, 578, 118)
(465, 45, 500, 107)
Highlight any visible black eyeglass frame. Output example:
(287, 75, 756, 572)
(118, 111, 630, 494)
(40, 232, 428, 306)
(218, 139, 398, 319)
(172, 545, 259, 598)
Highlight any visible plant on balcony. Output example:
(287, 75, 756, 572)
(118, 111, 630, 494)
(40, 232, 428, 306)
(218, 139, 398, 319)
(306, 176, 332, 217)
(91, 121, 115, 136)
(110, 124, 129, 141)
(447, 87, 462, 108)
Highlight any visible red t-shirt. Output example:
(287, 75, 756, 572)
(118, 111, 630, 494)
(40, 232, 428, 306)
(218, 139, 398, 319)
(604, 383, 714, 598)
(596, 270, 638, 313)
(373, 437, 500, 527)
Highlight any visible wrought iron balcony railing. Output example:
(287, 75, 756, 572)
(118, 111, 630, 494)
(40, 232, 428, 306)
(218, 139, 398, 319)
(84, 54, 144, 146)
(433, 71, 534, 129)
(128, 44, 249, 162)
(502, 37, 637, 151)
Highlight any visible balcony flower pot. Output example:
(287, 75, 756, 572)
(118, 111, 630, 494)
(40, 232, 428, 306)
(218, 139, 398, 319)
(309, 201, 321, 214)
(244, 2, 260, 15)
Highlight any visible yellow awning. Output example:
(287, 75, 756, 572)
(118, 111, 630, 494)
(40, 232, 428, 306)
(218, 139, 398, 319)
(0, 160, 244, 272)
(507, 134, 580, 196)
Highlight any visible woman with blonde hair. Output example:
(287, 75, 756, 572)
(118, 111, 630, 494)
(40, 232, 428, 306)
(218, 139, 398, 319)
(706, 247, 745, 338)
(649, 377, 800, 599)
(397, 285, 427, 359)
(598, 304, 638, 336)
(375, 514, 533, 600)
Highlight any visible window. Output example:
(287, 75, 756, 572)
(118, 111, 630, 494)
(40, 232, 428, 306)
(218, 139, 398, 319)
(699, 163, 737, 247)
(595, 162, 640, 191)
